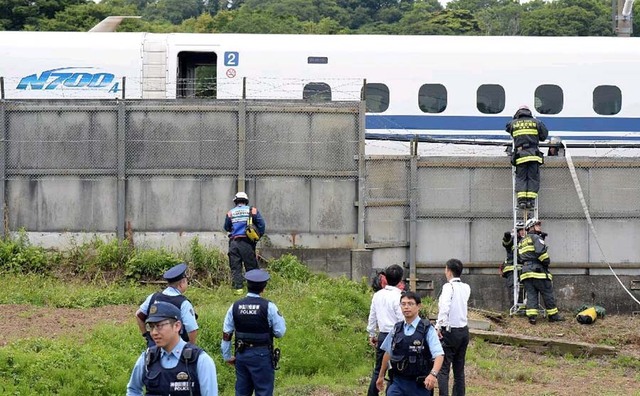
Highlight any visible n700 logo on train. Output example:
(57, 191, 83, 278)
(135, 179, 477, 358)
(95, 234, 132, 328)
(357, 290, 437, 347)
(17, 67, 121, 92)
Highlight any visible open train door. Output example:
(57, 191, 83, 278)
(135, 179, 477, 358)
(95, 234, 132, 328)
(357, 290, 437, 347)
(177, 51, 217, 98)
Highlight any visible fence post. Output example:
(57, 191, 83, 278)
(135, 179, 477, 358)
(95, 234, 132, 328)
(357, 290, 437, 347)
(237, 97, 247, 193)
(357, 84, 367, 249)
(409, 139, 418, 291)
(116, 101, 126, 240)
(0, 92, 6, 238)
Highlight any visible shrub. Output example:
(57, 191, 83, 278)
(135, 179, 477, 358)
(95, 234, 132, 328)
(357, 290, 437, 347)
(184, 236, 229, 286)
(0, 230, 51, 274)
(94, 238, 134, 271)
(125, 248, 181, 280)
(268, 254, 311, 282)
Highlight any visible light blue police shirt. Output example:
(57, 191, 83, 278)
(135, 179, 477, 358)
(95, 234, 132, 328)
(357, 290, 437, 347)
(221, 292, 286, 361)
(126, 339, 218, 396)
(380, 316, 444, 358)
(139, 286, 199, 333)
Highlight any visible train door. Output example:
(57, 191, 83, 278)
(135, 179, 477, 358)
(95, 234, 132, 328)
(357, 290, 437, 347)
(177, 51, 217, 98)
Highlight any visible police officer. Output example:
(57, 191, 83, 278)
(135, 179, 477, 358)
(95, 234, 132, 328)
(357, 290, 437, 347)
(221, 269, 286, 396)
(518, 218, 564, 324)
(224, 192, 266, 294)
(126, 301, 218, 396)
(506, 105, 549, 209)
(136, 263, 199, 347)
(501, 221, 526, 306)
(376, 291, 444, 396)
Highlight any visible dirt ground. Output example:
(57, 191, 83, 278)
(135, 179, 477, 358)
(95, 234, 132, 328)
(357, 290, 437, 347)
(0, 304, 133, 346)
(0, 303, 638, 356)
(1, 304, 638, 395)
(485, 310, 640, 359)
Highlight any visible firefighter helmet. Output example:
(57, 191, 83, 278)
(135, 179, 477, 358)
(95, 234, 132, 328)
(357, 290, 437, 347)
(525, 218, 541, 230)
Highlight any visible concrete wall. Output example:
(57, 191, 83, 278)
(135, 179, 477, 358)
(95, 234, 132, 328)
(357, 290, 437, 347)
(2, 100, 360, 249)
(3, 100, 640, 313)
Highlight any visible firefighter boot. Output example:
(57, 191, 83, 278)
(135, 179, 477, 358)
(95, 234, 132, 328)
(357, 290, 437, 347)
(526, 198, 536, 209)
(518, 198, 527, 210)
(528, 316, 537, 325)
(548, 314, 565, 322)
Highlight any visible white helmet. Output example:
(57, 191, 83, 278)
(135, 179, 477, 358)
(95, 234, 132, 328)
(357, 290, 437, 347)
(233, 192, 249, 202)
(549, 136, 563, 145)
(525, 218, 541, 230)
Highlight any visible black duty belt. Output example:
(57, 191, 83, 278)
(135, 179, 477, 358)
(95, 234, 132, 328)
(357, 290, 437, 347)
(238, 341, 270, 348)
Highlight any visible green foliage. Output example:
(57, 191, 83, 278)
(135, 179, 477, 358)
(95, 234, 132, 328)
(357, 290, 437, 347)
(142, 0, 204, 24)
(0, 231, 50, 274)
(184, 236, 230, 286)
(520, 0, 613, 36)
(2, 0, 622, 36)
(0, 273, 149, 307)
(268, 253, 312, 282)
(0, 266, 639, 395)
(30, 0, 139, 31)
(0, 0, 86, 30)
(125, 247, 181, 280)
(0, 327, 140, 394)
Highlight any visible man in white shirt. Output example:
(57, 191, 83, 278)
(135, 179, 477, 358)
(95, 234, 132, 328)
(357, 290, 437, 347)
(436, 259, 471, 396)
(366, 264, 404, 396)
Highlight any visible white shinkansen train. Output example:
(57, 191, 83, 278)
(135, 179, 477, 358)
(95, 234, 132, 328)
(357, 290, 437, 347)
(1, 31, 640, 155)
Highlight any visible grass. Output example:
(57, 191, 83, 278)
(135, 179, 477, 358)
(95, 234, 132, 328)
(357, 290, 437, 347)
(0, 253, 638, 395)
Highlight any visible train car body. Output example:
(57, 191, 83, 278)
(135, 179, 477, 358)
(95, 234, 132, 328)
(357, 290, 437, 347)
(2, 31, 640, 154)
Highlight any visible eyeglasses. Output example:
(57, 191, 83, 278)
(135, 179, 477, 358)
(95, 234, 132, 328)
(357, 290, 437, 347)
(146, 320, 174, 332)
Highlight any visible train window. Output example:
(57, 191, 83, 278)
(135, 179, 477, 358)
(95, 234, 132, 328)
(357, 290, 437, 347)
(535, 85, 563, 114)
(418, 84, 447, 113)
(177, 52, 217, 98)
(477, 84, 505, 114)
(363, 83, 389, 113)
(303, 82, 332, 101)
(593, 85, 621, 115)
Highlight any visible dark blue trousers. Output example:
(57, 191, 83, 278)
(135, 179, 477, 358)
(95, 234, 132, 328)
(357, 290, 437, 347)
(228, 238, 259, 289)
(387, 376, 433, 396)
(235, 346, 274, 396)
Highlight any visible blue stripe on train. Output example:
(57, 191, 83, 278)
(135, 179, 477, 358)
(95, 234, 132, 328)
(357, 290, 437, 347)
(366, 115, 640, 133)
(365, 133, 640, 142)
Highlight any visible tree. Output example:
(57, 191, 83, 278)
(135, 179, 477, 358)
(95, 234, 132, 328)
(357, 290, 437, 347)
(475, 1, 524, 35)
(520, 0, 613, 36)
(143, 0, 204, 24)
(0, 0, 86, 30)
(423, 9, 481, 34)
(205, 8, 307, 33)
(241, 0, 351, 26)
(31, 0, 139, 31)
(447, 0, 505, 12)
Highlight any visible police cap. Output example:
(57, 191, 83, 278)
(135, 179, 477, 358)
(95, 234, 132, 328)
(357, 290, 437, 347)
(163, 262, 188, 283)
(244, 269, 270, 283)
(146, 301, 181, 323)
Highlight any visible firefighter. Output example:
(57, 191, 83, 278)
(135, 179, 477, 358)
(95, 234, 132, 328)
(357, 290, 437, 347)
(501, 221, 526, 306)
(518, 218, 564, 324)
(506, 106, 549, 209)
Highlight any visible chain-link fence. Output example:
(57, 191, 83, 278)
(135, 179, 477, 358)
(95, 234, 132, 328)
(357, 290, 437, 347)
(0, 99, 363, 248)
(363, 139, 640, 310)
(2, 94, 639, 311)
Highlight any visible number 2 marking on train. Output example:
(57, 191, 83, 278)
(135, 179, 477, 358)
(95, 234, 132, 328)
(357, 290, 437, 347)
(224, 52, 239, 66)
